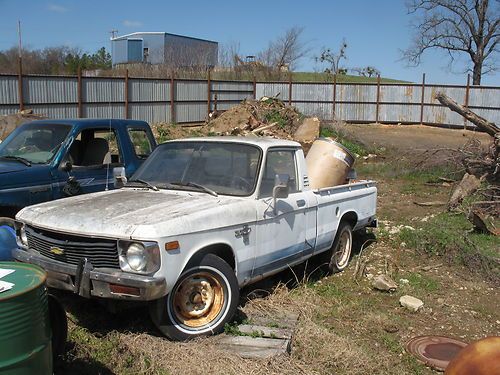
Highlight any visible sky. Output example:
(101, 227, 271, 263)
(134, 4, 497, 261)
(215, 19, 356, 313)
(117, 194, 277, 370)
(0, 0, 498, 85)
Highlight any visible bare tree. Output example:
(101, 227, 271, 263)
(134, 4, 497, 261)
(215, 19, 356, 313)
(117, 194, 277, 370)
(258, 26, 309, 71)
(352, 66, 381, 77)
(403, 0, 499, 85)
(315, 39, 348, 74)
(217, 41, 241, 69)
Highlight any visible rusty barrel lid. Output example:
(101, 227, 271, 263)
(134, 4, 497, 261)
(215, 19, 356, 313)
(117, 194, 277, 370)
(406, 335, 468, 371)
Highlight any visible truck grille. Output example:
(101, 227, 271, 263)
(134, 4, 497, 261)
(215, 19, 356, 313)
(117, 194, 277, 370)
(25, 226, 120, 269)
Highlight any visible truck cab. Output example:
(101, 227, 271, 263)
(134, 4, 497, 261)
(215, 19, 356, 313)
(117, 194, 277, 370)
(0, 119, 156, 218)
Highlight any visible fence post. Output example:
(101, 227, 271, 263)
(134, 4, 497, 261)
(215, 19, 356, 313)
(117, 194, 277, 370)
(77, 67, 83, 118)
(170, 75, 175, 123)
(207, 69, 211, 116)
(252, 75, 256, 100)
(332, 74, 337, 121)
(214, 93, 218, 113)
(375, 74, 381, 123)
(124, 69, 129, 119)
(17, 57, 24, 111)
(288, 73, 292, 106)
(420, 73, 426, 125)
(464, 74, 470, 129)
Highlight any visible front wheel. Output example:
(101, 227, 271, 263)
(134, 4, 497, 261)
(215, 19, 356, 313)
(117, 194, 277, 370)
(328, 222, 353, 273)
(149, 254, 239, 341)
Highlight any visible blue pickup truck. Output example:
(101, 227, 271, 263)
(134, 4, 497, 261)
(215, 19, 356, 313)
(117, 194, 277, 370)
(0, 118, 157, 258)
(0, 118, 157, 217)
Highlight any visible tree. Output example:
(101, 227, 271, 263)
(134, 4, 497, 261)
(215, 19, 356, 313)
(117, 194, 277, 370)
(91, 47, 112, 69)
(258, 26, 309, 71)
(403, 0, 499, 85)
(0, 46, 112, 75)
(352, 66, 381, 77)
(315, 39, 348, 74)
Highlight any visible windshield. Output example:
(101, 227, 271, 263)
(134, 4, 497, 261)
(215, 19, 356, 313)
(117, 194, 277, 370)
(131, 141, 261, 196)
(0, 123, 72, 164)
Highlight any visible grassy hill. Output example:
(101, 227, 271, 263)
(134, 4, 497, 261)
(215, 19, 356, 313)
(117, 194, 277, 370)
(209, 70, 408, 83)
(290, 71, 408, 83)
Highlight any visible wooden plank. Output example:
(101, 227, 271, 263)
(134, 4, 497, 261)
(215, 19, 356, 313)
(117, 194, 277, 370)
(237, 324, 292, 339)
(218, 336, 291, 359)
(249, 311, 299, 330)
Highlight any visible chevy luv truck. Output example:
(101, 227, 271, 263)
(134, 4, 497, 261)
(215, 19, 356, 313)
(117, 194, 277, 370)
(0, 118, 157, 219)
(12, 137, 377, 340)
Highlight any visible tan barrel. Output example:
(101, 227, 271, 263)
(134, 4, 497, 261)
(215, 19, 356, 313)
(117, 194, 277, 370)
(305, 138, 355, 189)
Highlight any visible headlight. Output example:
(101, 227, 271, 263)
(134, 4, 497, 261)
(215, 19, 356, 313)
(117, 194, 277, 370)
(118, 240, 160, 274)
(15, 223, 28, 248)
(126, 243, 147, 271)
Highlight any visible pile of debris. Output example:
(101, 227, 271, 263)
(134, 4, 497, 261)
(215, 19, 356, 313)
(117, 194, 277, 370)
(205, 96, 320, 145)
(0, 110, 47, 142)
(435, 92, 499, 235)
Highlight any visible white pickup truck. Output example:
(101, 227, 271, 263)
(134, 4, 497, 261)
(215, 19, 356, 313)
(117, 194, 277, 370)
(12, 137, 377, 340)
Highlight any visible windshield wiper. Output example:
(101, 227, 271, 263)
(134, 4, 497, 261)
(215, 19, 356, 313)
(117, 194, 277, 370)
(170, 181, 218, 197)
(126, 178, 159, 191)
(0, 155, 32, 166)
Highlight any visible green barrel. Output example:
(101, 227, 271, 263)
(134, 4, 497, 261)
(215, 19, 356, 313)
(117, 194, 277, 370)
(0, 262, 52, 375)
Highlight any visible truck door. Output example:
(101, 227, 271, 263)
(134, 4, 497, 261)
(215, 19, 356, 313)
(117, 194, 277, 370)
(54, 128, 124, 197)
(253, 149, 309, 278)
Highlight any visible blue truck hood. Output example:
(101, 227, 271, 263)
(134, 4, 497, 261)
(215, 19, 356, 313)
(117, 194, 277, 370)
(0, 160, 30, 175)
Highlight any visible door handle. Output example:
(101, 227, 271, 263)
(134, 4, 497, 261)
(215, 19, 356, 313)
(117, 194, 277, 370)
(296, 199, 306, 207)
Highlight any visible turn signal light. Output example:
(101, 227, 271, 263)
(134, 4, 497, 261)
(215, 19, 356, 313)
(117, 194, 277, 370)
(109, 284, 141, 296)
(165, 241, 180, 251)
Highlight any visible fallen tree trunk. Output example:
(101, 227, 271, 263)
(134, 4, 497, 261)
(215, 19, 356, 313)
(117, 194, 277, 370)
(435, 92, 499, 137)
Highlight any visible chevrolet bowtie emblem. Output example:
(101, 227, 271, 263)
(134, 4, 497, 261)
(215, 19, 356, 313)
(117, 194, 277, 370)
(49, 246, 64, 255)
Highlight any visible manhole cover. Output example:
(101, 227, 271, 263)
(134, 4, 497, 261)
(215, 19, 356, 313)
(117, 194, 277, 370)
(406, 335, 468, 371)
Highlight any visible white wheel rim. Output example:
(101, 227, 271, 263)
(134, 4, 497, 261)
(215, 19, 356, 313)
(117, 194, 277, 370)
(335, 229, 352, 268)
(167, 266, 232, 335)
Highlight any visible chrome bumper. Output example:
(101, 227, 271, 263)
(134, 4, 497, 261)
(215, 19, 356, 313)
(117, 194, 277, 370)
(12, 248, 167, 301)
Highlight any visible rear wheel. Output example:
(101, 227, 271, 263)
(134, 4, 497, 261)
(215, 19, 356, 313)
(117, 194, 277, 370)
(150, 254, 239, 341)
(328, 222, 353, 273)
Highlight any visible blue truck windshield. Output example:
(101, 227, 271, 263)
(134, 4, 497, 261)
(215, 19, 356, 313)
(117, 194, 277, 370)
(0, 123, 72, 164)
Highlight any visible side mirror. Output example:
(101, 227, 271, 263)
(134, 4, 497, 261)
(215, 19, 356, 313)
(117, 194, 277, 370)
(61, 161, 72, 172)
(273, 174, 290, 214)
(113, 167, 127, 188)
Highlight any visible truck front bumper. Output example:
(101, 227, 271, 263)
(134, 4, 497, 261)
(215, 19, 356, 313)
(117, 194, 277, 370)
(12, 248, 167, 301)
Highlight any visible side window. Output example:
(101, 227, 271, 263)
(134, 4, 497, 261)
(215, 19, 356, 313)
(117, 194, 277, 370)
(260, 150, 298, 198)
(128, 128, 153, 159)
(67, 129, 122, 167)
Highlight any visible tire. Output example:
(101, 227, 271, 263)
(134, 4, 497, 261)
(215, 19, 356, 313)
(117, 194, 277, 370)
(149, 254, 239, 341)
(328, 222, 353, 273)
(48, 294, 68, 361)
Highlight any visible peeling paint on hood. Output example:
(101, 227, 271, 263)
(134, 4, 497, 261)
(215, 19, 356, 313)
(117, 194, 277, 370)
(17, 188, 257, 239)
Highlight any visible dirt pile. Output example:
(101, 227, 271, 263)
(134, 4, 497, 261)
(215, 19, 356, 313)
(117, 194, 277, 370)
(205, 97, 307, 140)
(0, 110, 47, 141)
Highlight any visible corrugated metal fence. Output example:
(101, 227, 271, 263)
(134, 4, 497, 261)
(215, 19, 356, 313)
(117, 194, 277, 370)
(1, 72, 498, 127)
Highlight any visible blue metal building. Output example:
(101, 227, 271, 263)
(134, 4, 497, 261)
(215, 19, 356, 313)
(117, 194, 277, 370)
(111, 32, 218, 67)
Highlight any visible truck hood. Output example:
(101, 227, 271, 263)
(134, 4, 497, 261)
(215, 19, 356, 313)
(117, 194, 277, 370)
(0, 160, 30, 175)
(17, 188, 256, 239)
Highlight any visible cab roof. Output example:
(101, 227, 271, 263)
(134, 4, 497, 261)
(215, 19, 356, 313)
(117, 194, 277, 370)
(164, 136, 302, 150)
(26, 119, 149, 128)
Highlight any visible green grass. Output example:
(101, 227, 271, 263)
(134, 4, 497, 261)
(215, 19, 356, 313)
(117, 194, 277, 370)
(313, 282, 346, 299)
(290, 71, 407, 83)
(398, 212, 499, 281)
(356, 161, 459, 183)
(320, 127, 368, 156)
(405, 272, 440, 293)
(209, 70, 407, 83)
(264, 109, 289, 129)
(380, 332, 402, 354)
